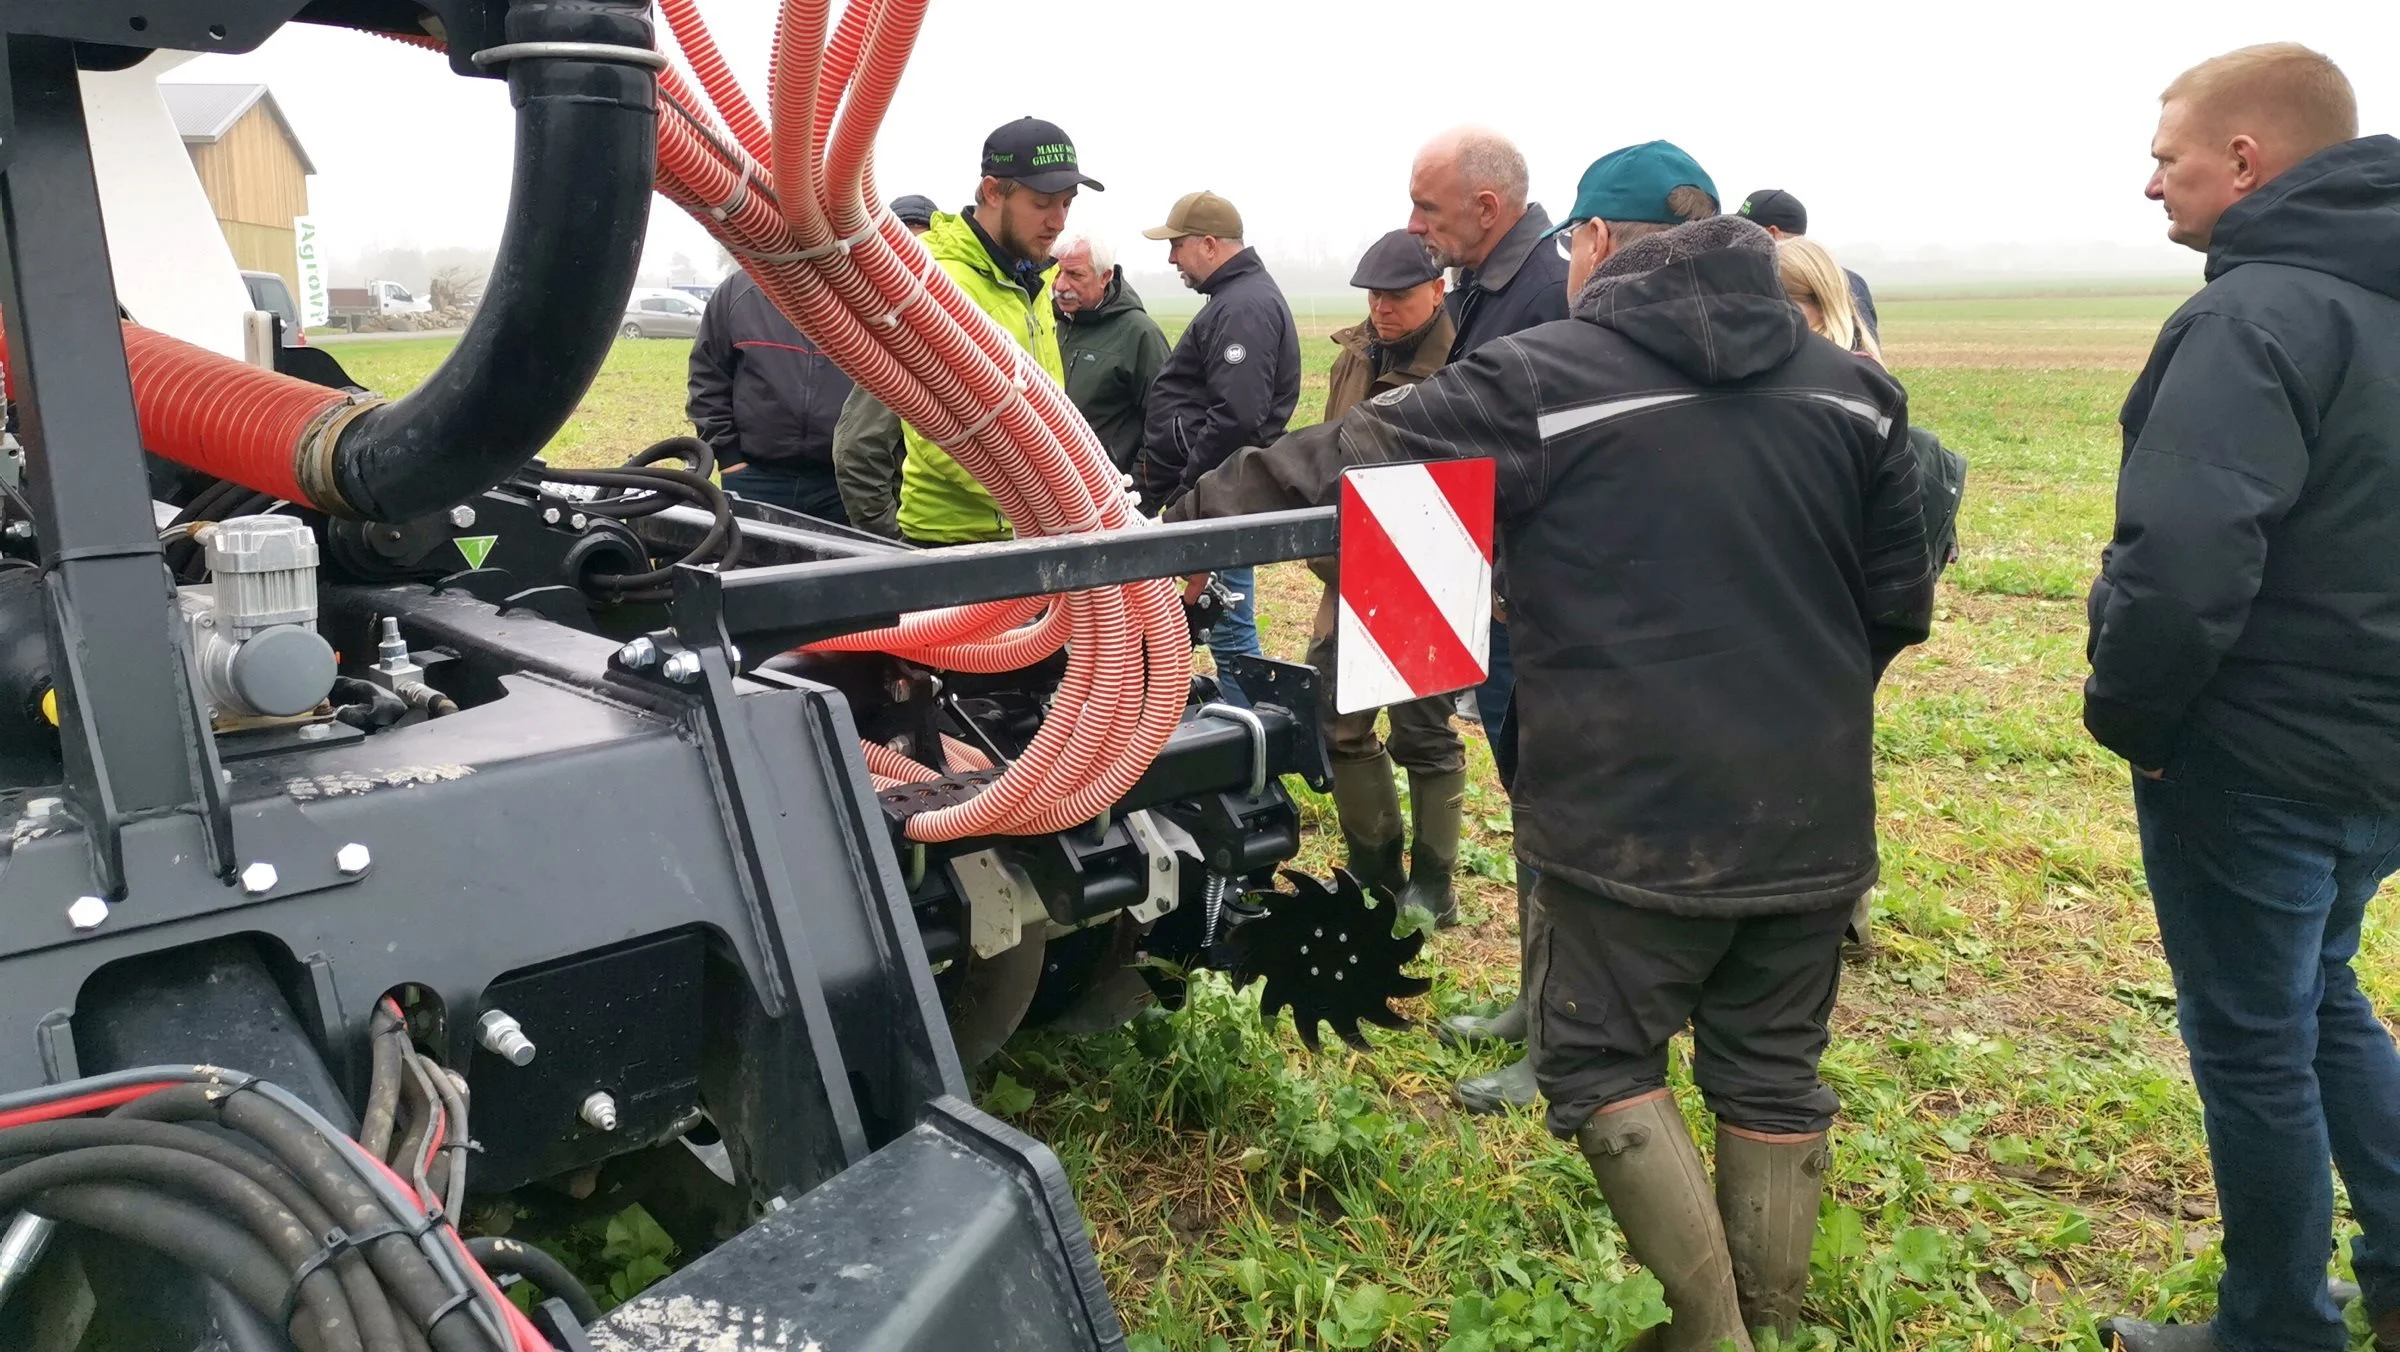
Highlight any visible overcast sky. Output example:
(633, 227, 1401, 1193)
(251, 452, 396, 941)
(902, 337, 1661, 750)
(172, 0, 2399, 287)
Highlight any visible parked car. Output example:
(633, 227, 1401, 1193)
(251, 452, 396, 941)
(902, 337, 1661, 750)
(327, 279, 431, 331)
(621, 290, 704, 340)
(240, 270, 307, 347)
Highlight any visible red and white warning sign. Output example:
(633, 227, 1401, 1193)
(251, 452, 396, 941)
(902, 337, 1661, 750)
(1335, 459, 1495, 714)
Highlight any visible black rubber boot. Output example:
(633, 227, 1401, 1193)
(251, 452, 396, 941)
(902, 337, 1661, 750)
(1397, 769, 1466, 928)
(1716, 1126, 1830, 1339)
(2097, 1317, 2221, 1350)
(1329, 754, 1406, 900)
(1575, 1094, 1754, 1352)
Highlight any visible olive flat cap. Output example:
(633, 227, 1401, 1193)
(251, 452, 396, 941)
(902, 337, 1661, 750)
(1143, 190, 1244, 241)
(1349, 229, 1443, 291)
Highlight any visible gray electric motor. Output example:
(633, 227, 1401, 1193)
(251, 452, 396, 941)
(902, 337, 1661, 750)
(180, 514, 336, 719)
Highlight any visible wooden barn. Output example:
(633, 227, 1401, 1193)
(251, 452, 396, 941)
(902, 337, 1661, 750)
(160, 82, 315, 297)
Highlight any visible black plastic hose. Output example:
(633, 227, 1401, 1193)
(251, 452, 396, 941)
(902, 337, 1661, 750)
(464, 1236, 602, 1326)
(327, 0, 657, 524)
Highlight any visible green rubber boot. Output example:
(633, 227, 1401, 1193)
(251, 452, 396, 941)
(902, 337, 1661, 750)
(1715, 1125, 1830, 1339)
(1397, 769, 1466, 928)
(1576, 1094, 1755, 1352)
(1329, 753, 1406, 900)
(1440, 870, 1531, 1047)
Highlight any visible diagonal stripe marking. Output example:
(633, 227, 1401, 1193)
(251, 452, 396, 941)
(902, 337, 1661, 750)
(1334, 598, 1415, 713)
(1345, 464, 1493, 655)
(1339, 475, 1487, 703)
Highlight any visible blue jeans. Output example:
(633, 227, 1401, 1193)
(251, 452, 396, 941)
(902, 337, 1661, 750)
(1209, 565, 1262, 707)
(2135, 738, 2400, 1351)
(1474, 618, 1517, 786)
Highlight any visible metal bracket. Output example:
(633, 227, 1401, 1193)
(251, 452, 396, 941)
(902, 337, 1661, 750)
(950, 849, 1046, 959)
(1120, 811, 1179, 925)
(1198, 703, 1268, 799)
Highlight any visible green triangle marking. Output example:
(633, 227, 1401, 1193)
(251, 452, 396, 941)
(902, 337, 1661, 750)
(455, 535, 498, 568)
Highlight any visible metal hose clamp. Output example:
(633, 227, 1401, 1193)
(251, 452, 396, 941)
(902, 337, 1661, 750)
(469, 42, 670, 71)
(1200, 702, 1269, 798)
(292, 394, 386, 519)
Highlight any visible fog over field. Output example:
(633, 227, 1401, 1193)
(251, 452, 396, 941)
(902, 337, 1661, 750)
(171, 0, 2396, 294)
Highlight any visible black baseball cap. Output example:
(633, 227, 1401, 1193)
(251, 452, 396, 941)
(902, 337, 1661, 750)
(890, 194, 938, 227)
(980, 117, 1104, 194)
(1349, 229, 1443, 291)
(1739, 188, 1807, 234)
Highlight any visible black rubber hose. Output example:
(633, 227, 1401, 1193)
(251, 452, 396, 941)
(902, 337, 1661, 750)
(360, 1007, 405, 1160)
(0, 1146, 363, 1352)
(0, 1116, 409, 1352)
(116, 1086, 491, 1352)
(464, 1237, 601, 1326)
(328, 0, 657, 524)
(27, 1182, 329, 1352)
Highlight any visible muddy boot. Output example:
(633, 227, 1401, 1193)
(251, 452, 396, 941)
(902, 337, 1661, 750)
(1397, 769, 1466, 928)
(1329, 754, 1406, 900)
(2096, 1318, 2219, 1350)
(1438, 997, 1525, 1047)
(1575, 1094, 1754, 1352)
(1454, 1052, 1539, 1114)
(1715, 1125, 1830, 1339)
(1440, 870, 1531, 1046)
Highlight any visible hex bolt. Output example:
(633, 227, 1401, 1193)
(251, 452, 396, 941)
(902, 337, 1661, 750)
(447, 505, 477, 530)
(661, 651, 702, 684)
(240, 862, 278, 895)
(579, 1091, 619, 1132)
(541, 507, 562, 525)
(476, 1010, 536, 1066)
(616, 637, 659, 670)
(23, 797, 61, 821)
(569, 513, 588, 531)
(66, 896, 108, 931)
(335, 843, 372, 876)
(296, 724, 333, 742)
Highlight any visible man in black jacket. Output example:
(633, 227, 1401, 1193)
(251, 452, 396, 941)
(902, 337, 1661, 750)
(2087, 44, 2400, 1352)
(1137, 190, 1299, 704)
(1169, 145, 1932, 1347)
(686, 269, 856, 522)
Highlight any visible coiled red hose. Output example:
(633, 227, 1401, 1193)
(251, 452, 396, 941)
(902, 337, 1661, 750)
(656, 0, 1191, 841)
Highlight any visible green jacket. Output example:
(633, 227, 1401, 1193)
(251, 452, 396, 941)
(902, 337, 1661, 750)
(1056, 269, 1170, 472)
(896, 212, 1064, 543)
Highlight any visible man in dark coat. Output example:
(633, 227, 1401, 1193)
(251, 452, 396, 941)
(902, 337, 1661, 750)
(1413, 131, 1719, 1114)
(1169, 144, 1932, 1347)
(687, 269, 856, 522)
(1738, 188, 1879, 340)
(2086, 43, 2400, 1352)
(1309, 229, 1466, 926)
(1136, 190, 1300, 706)
(1052, 230, 1169, 472)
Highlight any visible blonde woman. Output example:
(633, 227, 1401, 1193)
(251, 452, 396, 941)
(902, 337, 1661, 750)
(1777, 236, 1883, 364)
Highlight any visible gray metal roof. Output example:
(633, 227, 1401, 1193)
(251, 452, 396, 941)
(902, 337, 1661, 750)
(159, 82, 316, 174)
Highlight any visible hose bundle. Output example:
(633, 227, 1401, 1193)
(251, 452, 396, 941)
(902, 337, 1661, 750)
(645, 0, 1192, 842)
(0, 1064, 556, 1352)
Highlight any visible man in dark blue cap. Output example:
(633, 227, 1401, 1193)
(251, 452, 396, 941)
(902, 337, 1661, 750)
(1169, 139, 1934, 1349)
(1309, 229, 1466, 928)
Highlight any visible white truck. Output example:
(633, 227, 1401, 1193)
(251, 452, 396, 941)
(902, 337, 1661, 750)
(326, 279, 432, 331)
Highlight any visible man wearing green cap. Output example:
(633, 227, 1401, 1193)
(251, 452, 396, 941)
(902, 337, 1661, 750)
(1168, 139, 1934, 1349)
(892, 117, 1102, 546)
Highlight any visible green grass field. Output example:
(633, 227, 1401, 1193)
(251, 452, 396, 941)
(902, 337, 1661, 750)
(325, 289, 2395, 1349)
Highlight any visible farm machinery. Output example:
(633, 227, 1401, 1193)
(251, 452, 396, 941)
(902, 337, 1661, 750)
(0, 0, 1434, 1347)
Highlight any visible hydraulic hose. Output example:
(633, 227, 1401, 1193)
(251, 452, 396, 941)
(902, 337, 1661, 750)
(464, 1237, 601, 1326)
(325, 0, 657, 523)
(0, 3, 657, 525)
